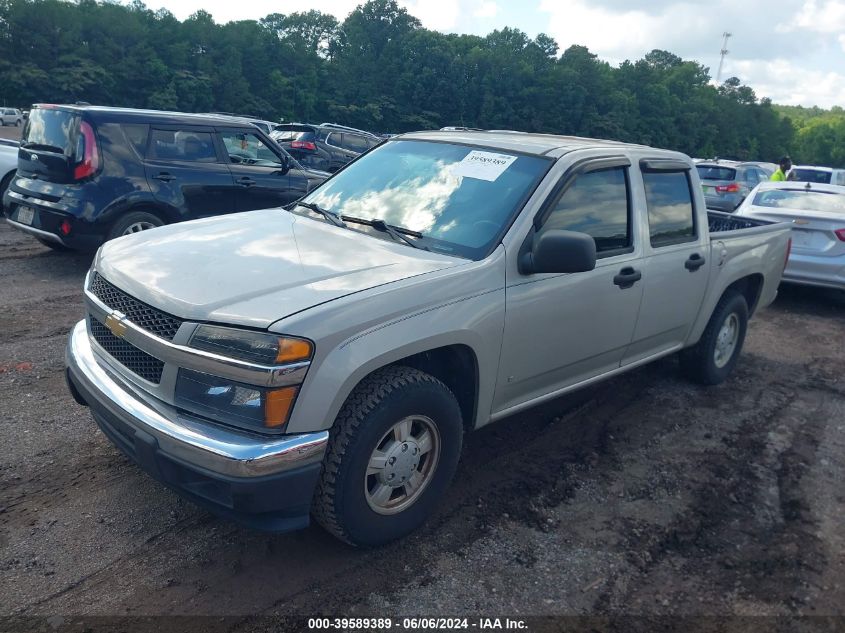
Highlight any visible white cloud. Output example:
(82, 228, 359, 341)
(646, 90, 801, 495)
(729, 58, 845, 107)
(475, 1, 499, 18)
(777, 0, 845, 33)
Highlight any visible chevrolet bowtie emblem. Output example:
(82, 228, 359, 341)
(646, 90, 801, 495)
(104, 312, 128, 338)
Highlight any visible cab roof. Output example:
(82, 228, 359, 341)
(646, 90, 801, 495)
(397, 129, 664, 157)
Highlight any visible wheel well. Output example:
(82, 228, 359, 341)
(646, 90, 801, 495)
(725, 274, 764, 316)
(390, 345, 479, 433)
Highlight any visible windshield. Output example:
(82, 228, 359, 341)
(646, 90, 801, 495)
(298, 139, 551, 259)
(753, 188, 845, 214)
(696, 165, 736, 181)
(790, 168, 832, 184)
(22, 108, 79, 155)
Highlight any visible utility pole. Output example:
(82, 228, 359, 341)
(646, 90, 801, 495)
(716, 32, 732, 82)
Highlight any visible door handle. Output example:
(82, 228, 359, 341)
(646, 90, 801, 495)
(152, 172, 174, 182)
(613, 267, 642, 289)
(685, 253, 706, 271)
(237, 177, 256, 187)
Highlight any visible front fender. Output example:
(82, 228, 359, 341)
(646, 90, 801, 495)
(284, 288, 505, 435)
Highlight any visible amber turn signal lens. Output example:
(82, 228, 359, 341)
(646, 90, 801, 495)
(264, 386, 299, 428)
(275, 338, 313, 364)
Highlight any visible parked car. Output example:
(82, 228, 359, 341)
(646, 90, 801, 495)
(788, 165, 845, 186)
(736, 181, 845, 290)
(270, 123, 381, 172)
(0, 108, 23, 127)
(3, 105, 328, 250)
(0, 143, 17, 212)
(696, 160, 771, 212)
(65, 130, 792, 546)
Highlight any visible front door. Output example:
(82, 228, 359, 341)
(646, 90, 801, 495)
(145, 126, 235, 219)
(622, 164, 709, 365)
(494, 162, 645, 414)
(219, 130, 299, 211)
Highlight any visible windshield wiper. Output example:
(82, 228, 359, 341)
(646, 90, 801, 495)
(343, 216, 428, 251)
(294, 201, 346, 228)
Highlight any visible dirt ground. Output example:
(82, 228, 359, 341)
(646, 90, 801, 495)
(0, 220, 844, 626)
(0, 126, 22, 142)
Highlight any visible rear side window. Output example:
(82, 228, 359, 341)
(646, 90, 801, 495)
(743, 169, 760, 185)
(542, 167, 631, 255)
(643, 171, 696, 247)
(22, 108, 79, 155)
(696, 165, 736, 181)
(342, 134, 370, 153)
(122, 124, 149, 157)
(149, 129, 217, 163)
(790, 169, 831, 184)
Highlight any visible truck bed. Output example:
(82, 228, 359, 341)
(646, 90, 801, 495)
(708, 210, 772, 233)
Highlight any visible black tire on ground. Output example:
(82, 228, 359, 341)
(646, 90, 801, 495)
(679, 289, 749, 385)
(15, 119, 21, 127)
(312, 365, 464, 547)
(0, 172, 14, 212)
(35, 237, 70, 251)
(106, 211, 164, 241)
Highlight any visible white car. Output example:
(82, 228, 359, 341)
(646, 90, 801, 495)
(789, 165, 845, 186)
(0, 108, 23, 127)
(0, 143, 17, 211)
(736, 181, 845, 290)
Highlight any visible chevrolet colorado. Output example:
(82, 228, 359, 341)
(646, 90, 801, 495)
(66, 131, 792, 546)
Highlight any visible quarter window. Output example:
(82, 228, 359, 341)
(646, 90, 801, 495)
(542, 166, 631, 255)
(643, 170, 696, 246)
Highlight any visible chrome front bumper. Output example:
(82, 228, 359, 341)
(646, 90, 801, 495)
(66, 320, 329, 478)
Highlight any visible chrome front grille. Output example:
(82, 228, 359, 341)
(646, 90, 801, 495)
(89, 273, 183, 341)
(90, 317, 165, 384)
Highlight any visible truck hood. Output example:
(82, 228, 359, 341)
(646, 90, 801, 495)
(94, 208, 463, 328)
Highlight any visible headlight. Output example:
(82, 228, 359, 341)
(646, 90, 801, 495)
(175, 369, 299, 432)
(179, 325, 313, 432)
(189, 325, 313, 365)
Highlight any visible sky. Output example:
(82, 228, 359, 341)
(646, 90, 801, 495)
(147, 0, 845, 109)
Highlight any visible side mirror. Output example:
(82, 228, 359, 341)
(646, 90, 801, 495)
(519, 230, 597, 275)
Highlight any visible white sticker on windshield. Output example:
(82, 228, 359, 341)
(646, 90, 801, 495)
(451, 150, 517, 182)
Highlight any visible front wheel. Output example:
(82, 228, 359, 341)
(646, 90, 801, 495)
(679, 290, 748, 385)
(312, 366, 463, 547)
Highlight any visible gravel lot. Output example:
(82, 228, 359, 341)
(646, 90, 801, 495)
(0, 126, 22, 142)
(0, 219, 843, 624)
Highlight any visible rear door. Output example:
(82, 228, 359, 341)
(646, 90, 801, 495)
(144, 126, 235, 219)
(495, 158, 645, 413)
(324, 132, 355, 171)
(218, 129, 299, 211)
(622, 160, 709, 365)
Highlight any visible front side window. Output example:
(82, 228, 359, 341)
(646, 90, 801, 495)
(644, 170, 696, 247)
(790, 169, 832, 184)
(299, 139, 551, 259)
(220, 131, 283, 167)
(150, 129, 217, 163)
(542, 167, 631, 255)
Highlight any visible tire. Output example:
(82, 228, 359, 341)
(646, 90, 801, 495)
(313, 366, 463, 547)
(106, 211, 164, 241)
(679, 289, 748, 385)
(36, 237, 70, 251)
(15, 119, 21, 127)
(0, 172, 14, 212)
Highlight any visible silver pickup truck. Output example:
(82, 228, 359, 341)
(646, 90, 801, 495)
(65, 131, 792, 546)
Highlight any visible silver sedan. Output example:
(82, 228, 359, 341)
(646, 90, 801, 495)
(735, 181, 845, 290)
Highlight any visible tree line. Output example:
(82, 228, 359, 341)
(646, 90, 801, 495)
(0, 0, 835, 165)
